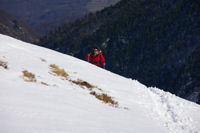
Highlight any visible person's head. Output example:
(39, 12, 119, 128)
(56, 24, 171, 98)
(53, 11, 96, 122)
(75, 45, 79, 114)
(93, 48, 98, 54)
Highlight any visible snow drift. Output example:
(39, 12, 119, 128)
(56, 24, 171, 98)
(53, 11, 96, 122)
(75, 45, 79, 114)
(0, 34, 200, 133)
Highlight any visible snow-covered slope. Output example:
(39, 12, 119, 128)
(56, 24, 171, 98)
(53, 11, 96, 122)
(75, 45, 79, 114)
(0, 34, 200, 133)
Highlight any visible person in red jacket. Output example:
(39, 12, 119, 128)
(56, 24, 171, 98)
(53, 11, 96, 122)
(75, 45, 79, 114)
(86, 48, 106, 68)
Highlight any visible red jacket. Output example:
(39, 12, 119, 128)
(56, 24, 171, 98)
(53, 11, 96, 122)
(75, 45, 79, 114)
(86, 50, 105, 67)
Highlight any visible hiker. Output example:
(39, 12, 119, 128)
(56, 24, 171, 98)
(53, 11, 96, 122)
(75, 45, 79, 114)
(86, 48, 106, 68)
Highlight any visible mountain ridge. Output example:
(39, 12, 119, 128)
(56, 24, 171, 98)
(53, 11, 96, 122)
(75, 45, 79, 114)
(0, 9, 39, 43)
(0, 0, 120, 34)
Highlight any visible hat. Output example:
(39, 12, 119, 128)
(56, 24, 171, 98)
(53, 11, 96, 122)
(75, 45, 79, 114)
(93, 46, 99, 50)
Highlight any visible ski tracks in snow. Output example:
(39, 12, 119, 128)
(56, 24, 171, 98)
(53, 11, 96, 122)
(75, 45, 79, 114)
(147, 87, 199, 133)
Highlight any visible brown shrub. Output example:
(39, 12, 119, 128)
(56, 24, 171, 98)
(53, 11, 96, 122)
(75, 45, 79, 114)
(69, 79, 119, 107)
(50, 64, 68, 77)
(0, 61, 8, 69)
(71, 80, 96, 89)
(90, 91, 118, 107)
(22, 70, 36, 82)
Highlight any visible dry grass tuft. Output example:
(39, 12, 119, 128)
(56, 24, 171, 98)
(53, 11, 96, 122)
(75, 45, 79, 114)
(48, 64, 119, 108)
(0, 60, 8, 69)
(50, 64, 68, 77)
(41, 81, 49, 86)
(40, 58, 46, 62)
(69, 79, 118, 107)
(90, 91, 118, 107)
(71, 80, 96, 89)
(22, 70, 36, 82)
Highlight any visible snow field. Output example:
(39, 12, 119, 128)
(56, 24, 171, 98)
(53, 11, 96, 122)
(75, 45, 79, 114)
(0, 34, 200, 133)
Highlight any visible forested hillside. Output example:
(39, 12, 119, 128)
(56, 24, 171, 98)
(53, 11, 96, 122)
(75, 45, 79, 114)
(0, 9, 39, 43)
(39, 0, 200, 103)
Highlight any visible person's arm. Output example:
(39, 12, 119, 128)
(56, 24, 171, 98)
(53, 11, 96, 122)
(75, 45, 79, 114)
(100, 53, 106, 68)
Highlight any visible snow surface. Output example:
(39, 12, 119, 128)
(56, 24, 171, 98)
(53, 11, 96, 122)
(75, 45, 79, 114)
(0, 34, 200, 133)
